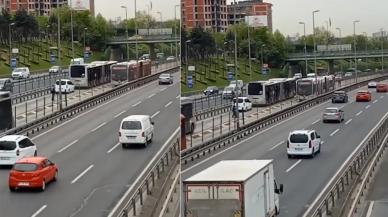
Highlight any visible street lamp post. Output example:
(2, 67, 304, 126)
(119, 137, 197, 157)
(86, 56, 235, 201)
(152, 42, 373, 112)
(336, 27, 343, 72)
(247, 23, 252, 80)
(134, 0, 138, 60)
(8, 22, 15, 69)
(70, 0, 74, 58)
(233, 0, 239, 129)
(353, 20, 360, 82)
(299, 22, 308, 74)
(363, 32, 368, 51)
(381, 28, 384, 71)
(312, 10, 320, 79)
(121, 6, 129, 61)
(174, 5, 179, 60)
(185, 40, 191, 72)
(57, 0, 62, 111)
(83, 28, 87, 51)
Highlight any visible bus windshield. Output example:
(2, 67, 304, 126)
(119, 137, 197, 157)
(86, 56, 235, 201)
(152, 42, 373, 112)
(248, 83, 263, 95)
(111, 67, 128, 82)
(70, 65, 85, 78)
(297, 81, 313, 96)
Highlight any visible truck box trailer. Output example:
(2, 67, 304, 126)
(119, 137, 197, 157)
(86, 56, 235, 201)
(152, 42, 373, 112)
(183, 160, 283, 217)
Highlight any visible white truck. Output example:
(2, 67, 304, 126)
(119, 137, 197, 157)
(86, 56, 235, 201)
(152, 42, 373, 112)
(183, 160, 283, 217)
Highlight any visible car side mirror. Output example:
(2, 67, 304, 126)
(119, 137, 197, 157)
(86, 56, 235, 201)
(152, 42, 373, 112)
(151, 122, 155, 125)
(280, 184, 284, 193)
(317, 135, 321, 139)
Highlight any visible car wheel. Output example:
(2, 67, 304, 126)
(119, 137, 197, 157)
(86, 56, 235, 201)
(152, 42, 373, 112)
(310, 149, 315, 158)
(40, 180, 46, 192)
(149, 133, 153, 143)
(144, 141, 148, 148)
(53, 170, 58, 182)
(9, 186, 16, 192)
(287, 154, 292, 159)
(121, 143, 127, 149)
(34, 150, 37, 156)
(331, 100, 334, 103)
(191, 123, 195, 133)
(317, 144, 321, 154)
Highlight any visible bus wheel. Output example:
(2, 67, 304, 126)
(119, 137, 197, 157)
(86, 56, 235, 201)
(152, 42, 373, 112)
(191, 123, 195, 133)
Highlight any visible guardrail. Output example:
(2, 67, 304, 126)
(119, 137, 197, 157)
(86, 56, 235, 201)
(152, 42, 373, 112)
(12, 87, 51, 104)
(0, 65, 179, 138)
(194, 104, 231, 121)
(107, 129, 180, 217)
(11, 71, 68, 94)
(302, 111, 388, 217)
(181, 72, 388, 163)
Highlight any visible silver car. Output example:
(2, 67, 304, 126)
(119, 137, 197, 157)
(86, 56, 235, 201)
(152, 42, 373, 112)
(158, 73, 173, 85)
(322, 107, 344, 123)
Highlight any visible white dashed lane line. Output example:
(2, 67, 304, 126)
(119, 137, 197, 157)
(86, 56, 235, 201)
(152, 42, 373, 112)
(151, 111, 160, 118)
(165, 101, 173, 108)
(330, 129, 340, 137)
(356, 111, 363, 116)
(107, 142, 121, 154)
(373, 100, 378, 104)
(90, 122, 106, 132)
(311, 119, 320, 125)
(71, 164, 94, 184)
(31, 205, 47, 217)
(286, 160, 302, 173)
(58, 139, 79, 153)
(345, 119, 353, 125)
(114, 110, 126, 118)
(148, 93, 156, 98)
(132, 101, 142, 107)
(365, 105, 371, 109)
(269, 140, 285, 151)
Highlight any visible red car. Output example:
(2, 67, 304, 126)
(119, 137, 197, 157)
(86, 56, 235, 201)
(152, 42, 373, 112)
(356, 90, 372, 102)
(376, 83, 388, 92)
(9, 157, 58, 192)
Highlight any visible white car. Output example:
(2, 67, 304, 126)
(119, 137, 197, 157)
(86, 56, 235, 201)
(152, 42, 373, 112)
(234, 97, 252, 112)
(306, 73, 316, 78)
(222, 86, 235, 99)
(0, 135, 37, 165)
(119, 115, 154, 148)
(368, 81, 377, 88)
(344, 72, 353, 77)
(11, 67, 30, 79)
(166, 56, 176, 61)
(55, 79, 75, 93)
(49, 66, 62, 75)
(293, 73, 302, 79)
(287, 130, 321, 158)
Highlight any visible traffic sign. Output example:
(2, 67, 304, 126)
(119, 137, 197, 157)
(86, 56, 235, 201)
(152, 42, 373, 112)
(187, 74, 193, 88)
(10, 58, 16, 69)
(84, 51, 89, 59)
(227, 71, 234, 80)
(262, 64, 269, 75)
(50, 54, 55, 64)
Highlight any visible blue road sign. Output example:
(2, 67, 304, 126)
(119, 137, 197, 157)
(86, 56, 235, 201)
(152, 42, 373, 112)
(187, 75, 193, 88)
(262, 68, 269, 75)
(50, 54, 55, 64)
(227, 71, 233, 80)
(11, 58, 16, 69)
(84, 51, 89, 59)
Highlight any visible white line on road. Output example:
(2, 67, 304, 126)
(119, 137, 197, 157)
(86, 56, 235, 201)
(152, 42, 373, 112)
(356, 111, 363, 116)
(176, 95, 180, 99)
(366, 201, 375, 217)
(151, 111, 160, 118)
(286, 160, 302, 173)
(160, 87, 167, 91)
(345, 119, 353, 125)
(366, 105, 371, 109)
(90, 122, 106, 132)
(148, 93, 156, 98)
(321, 141, 325, 144)
(311, 119, 320, 125)
(114, 110, 126, 118)
(107, 142, 121, 154)
(31, 205, 47, 217)
(380, 96, 384, 99)
(58, 139, 79, 153)
(71, 164, 94, 184)
(165, 101, 173, 108)
(373, 100, 378, 104)
(132, 101, 142, 107)
(330, 129, 340, 137)
(269, 141, 285, 151)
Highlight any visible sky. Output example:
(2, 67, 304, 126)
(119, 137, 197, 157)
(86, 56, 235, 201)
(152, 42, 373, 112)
(95, 0, 180, 22)
(227, 0, 388, 37)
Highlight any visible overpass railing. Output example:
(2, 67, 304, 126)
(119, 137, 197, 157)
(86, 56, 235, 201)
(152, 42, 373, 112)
(288, 49, 388, 59)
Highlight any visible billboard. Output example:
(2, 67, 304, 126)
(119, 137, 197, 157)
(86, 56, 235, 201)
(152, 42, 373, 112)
(69, 0, 90, 11)
(138, 28, 173, 36)
(245, 15, 268, 28)
(317, 44, 352, 52)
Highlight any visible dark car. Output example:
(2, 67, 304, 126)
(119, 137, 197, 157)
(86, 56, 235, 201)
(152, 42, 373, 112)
(332, 91, 348, 103)
(0, 78, 13, 92)
(203, 86, 219, 96)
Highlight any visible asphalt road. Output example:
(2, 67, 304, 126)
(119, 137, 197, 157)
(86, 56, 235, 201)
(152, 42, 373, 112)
(0, 74, 179, 217)
(182, 84, 388, 217)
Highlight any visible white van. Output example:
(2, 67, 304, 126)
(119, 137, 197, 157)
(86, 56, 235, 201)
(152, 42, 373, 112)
(119, 115, 154, 148)
(287, 130, 321, 158)
(0, 135, 37, 165)
(229, 80, 244, 90)
(55, 79, 75, 93)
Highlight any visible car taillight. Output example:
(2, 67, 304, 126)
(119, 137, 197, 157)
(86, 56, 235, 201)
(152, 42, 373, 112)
(309, 141, 312, 148)
(119, 132, 121, 137)
(142, 132, 145, 137)
(287, 141, 289, 148)
(16, 149, 19, 156)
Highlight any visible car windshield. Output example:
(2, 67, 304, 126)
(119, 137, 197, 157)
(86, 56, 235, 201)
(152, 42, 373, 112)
(0, 141, 16, 150)
(290, 134, 309, 143)
(224, 87, 233, 91)
(13, 68, 25, 72)
(325, 109, 338, 113)
(0, 80, 5, 85)
(51, 66, 59, 69)
(206, 87, 216, 91)
(160, 74, 170, 78)
(122, 121, 142, 130)
(13, 163, 38, 172)
(233, 98, 244, 103)
(56, 81, 67, 85)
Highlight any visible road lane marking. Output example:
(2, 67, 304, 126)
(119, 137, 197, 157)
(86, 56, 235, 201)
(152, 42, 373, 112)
(58, 139, 79, 153)
(107, 142, 121, 154)
(31, 205, 47, 217)
(160, 87, 167, 91)
(365, 105, 371, 109)
(176, 95, 180, 99)
(330, 129, 340, 137)
(269, 141, 285, 151)
(165, 101, 173, 108)
(71, 164, 94, 184)
(286, 160, 302, 173)
(148, 93, 156, 98)
(380, 96, 384, 99)
(321, 141, 325, 144)
(356, 111, 363, 116)
(366, 201, 375, 217)
(345, 119, 353, 125)
(311, 119, 320, 125)
(151, 111, 160, 118)
(132, 101, 142, 107)
(114, 110, 126, 118)
(303, 111, 388, 217)
(90, 122, 106, 132)
(373, 100, 378, 104)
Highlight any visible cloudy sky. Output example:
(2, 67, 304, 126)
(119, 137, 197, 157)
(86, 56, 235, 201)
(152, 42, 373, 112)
(95, 0, 180, 22)
(228, 0, 387, 37)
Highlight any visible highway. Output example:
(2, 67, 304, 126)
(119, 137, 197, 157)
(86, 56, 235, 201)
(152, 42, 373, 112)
(0, 71, 179, 217)
(182, 83, 388, 217)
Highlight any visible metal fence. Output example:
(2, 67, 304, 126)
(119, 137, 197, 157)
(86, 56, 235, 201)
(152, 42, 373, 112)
(107, 129, 180, 217)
